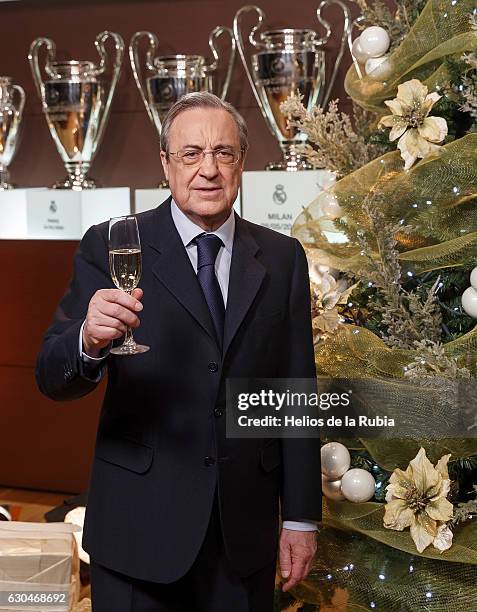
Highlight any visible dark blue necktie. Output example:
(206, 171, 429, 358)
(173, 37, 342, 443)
(194, 233, 225, 350)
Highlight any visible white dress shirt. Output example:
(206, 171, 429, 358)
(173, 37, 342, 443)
(80, 200, 318, 532)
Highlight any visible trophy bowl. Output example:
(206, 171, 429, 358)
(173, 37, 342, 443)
(29, 31, 124, 190)
(0, 76, 25, 190)
(234, 1, 353, 171)
(129, 27, 236, 184)
(143, 53, 216, 132)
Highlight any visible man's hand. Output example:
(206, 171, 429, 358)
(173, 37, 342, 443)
(82, 288, 144, 357)
(279, 528, 317, 592)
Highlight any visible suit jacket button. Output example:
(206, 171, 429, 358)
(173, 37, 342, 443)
(214, 408, 223, 418)
(204, 456, 216, 466)
(208, 362, 218, 373)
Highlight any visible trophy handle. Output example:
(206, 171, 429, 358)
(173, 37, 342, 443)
(93, 30, 125, 157)
(233, 5, 270, 120)
(129, 31, 159, 126)
(206, 26, 236, 101)
(315, 0, 353, 108)
(12, 84, 26, 120)
(28, 37, 56, 100)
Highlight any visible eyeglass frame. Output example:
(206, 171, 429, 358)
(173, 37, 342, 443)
(166, 146, 244, 166)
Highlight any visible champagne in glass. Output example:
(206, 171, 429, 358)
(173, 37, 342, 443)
(108, 216, 150, 355)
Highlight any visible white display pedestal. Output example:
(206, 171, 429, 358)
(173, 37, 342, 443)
(241, 170, 335, 235)
(135, 188, 242, 215)
(0, 188, 131, 240)
(135, 189, 172, 214)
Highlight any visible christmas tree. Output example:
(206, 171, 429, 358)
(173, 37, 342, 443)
(276, 0, 477, 608)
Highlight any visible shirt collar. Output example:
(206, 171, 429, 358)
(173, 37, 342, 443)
(170, 198, 235, 253)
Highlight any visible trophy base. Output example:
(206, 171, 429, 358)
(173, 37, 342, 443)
(265, 159, 315, 171)
(265, 145, 315, 172)
(53, 175, 99, 191)
(0, 170, 14, 190)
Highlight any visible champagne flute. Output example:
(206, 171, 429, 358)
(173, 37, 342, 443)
(108, 215, 150, 355)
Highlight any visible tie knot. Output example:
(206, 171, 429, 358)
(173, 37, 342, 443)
(194, 233, 223, 269)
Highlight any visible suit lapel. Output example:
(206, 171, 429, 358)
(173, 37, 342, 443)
(145, 198, 218, 345)
(223, 215, 266, 357)
(144, 199, 266, 357)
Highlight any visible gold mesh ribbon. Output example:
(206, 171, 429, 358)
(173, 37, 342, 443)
(288, 525, 477, 611)
(321, 499, 477, 564)
(293, 135, 477, 271)
(315, 322, 476, 380)
(345, 0, 477, 113)
(293, 134, 477, 377)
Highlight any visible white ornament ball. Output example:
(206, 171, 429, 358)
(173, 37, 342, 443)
(341, 468, 376, 502)
(359, 26, 391, 58)
(365, 55, 388, 76)
(320, 192, 343, 219)
(470, 267, 477, 290)
(321, 475, 345, 501)
(321, 442, 351, 479)
(462, 286, 477, 319)
(366, 56, 392, 80)
(351, 37, 369, 63)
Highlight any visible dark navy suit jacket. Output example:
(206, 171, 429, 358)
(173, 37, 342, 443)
(36, 198, 321, 583)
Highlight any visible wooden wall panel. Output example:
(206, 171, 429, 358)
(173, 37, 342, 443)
(0, 240, 78, 367)
(0, 240, 104, 493)
(0, 366, 104, 493)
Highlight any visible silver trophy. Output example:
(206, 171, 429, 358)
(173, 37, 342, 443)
(0, 77, 25, 190)
(29, 31, 124, 190)
(234, 2, 352, 171)
(129, 27, 236, 138)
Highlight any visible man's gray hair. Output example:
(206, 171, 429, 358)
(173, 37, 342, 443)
(160, 91, 249, 154)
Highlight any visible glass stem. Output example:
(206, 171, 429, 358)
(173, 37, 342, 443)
(124, 326, 136, 348)
(124, 289, 136, 348)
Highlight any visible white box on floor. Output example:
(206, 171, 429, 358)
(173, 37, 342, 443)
(241, 170, 335, 235)
(135, 188, 242, 215)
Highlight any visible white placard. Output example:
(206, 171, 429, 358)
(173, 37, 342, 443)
(0, 189, 31, 238)
(135, 188, 242, 215)
(135, 188, 172, 214)
(27, 190, 83, 239)
(241, 170, 335, 235)
(80, 187, 131, 234)
(0, 188, 132, 240)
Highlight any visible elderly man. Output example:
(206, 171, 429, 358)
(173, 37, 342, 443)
(36, 92, 321, 612)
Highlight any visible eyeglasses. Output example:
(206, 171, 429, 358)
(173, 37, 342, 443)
(167, 148, 242, 166)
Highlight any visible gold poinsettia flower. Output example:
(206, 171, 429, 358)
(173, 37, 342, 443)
(378, 79, 448, 170)
(384, 447, 454, 553)
(309, 268, 357, 342)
